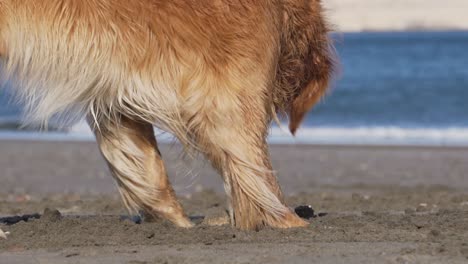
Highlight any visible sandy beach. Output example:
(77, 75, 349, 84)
(0, 2, 467, 263)
(0, 140, 467, 263)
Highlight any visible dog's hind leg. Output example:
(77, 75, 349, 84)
(189, 98, 308, 230)
(88, 115, 193, 228)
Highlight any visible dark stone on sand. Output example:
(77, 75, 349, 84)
(0, 213, 41, 225)
(42, 208, 62, 222)
(190, 215, 205, 225)
(295, 205, 315, 219)
(65, 252, 80, 258)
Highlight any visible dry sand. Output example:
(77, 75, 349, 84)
(2, 3, 468, 263)
(0, 140, 468, 263)
(324, 0, 468, 32)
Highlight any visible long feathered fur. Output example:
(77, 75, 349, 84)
(0, 0, 335, 230)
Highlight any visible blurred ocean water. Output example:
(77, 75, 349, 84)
(1, 31, 467, 146)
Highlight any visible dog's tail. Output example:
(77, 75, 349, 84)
(288, 45, 335, 135)
(279, 0, 337, 135)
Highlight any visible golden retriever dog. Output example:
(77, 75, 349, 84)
(0, 0, 335, 230)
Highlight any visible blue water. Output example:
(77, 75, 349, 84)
(0, 88, 19, 122)
(308, 31, 468, 127)
(1, 31, 467, 145)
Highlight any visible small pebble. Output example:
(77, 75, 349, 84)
(416, 204, 429, 212)
(41, 208, 62, 222)
(203, 216, 229, 226)
(202, 209, 230, 226)
(295, 205, 315, 219)
(120, 215, 142, 224)
(429, 229, 441, 237)
(190, 216, 205, 225)
(352, 193, 370, 201)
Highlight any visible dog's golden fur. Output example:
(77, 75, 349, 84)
(0, 0, 335, 230)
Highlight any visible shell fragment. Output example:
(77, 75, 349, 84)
(0, 228, 9, 239)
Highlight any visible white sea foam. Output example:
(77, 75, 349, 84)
(269, 126, 468, 146)
(1, 120, 467, 146)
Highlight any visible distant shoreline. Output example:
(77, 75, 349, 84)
(331, 29, 468, 34)
(324, 0, 468, 33)
(333, 28, 468, 34)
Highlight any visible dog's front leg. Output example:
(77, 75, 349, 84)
(88, 115, 193, 228)
(190, 100, 308, 230)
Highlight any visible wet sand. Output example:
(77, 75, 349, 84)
(1, 140, 468, 263)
